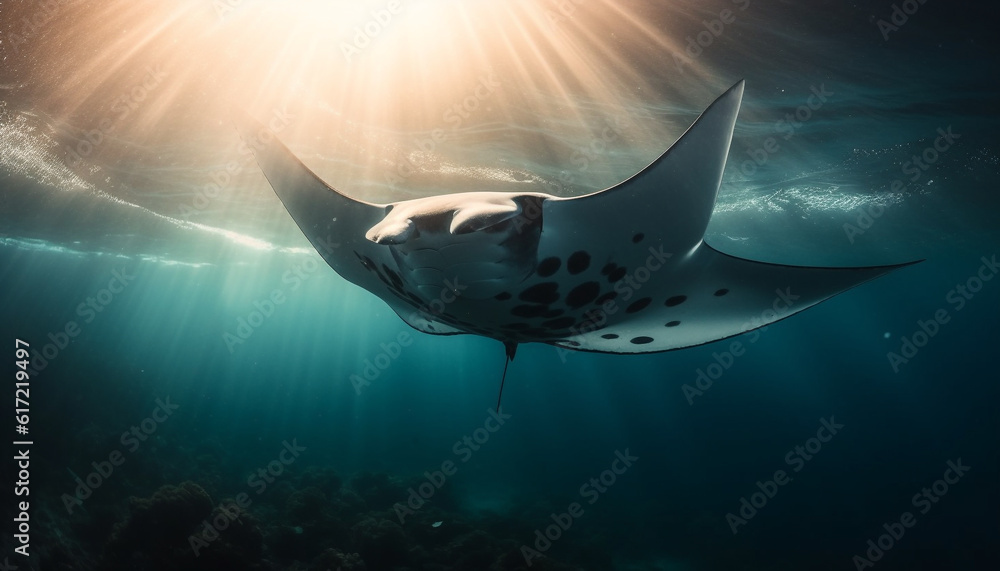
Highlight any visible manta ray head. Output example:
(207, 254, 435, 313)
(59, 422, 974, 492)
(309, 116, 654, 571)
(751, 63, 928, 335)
(364, 192, 545, 300)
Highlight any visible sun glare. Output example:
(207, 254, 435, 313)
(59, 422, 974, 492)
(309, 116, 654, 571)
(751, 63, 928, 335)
(2, 0, 728, 209)
(13, 0, 700, 123)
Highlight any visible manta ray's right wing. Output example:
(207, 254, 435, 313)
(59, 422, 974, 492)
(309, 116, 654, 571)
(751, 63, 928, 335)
(549, 244, 920, 354)
(534, 81, 920, 354)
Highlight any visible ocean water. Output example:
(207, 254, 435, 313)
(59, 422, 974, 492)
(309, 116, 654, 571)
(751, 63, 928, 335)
(1, 1, 998, 570)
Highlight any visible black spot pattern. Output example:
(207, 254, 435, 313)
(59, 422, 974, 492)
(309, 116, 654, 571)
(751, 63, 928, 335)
(601, 333, 619, 339)
(537, 257, 561, 277)
(495, 292, 512, 301)
(543, 317, 576, 329)
(714, 288, 729, 297)
(566, 282, 600, 308)
(608, 267, 627, 283)
(630, 336, 654, 345)
(502, 323, 530, 330)
(567, 251, 591, 275)
(626, 297, 652, 313)
(543, 308, 565, 318)
(665, 295, 687, 307)
(665, 321, 681, 327)
(601, 263, 617, 276)
(632, 233, 645, 243)
(519, 282, 560, 304)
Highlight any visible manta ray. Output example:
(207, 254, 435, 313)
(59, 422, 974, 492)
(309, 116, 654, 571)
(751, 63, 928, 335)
(236, 80, 916, 402)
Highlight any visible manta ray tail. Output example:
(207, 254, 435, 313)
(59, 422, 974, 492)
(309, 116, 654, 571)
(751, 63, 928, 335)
(495, 342, 518, 412)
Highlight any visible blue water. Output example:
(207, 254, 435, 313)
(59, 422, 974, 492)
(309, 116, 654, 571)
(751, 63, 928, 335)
(1, 1, 998, 570)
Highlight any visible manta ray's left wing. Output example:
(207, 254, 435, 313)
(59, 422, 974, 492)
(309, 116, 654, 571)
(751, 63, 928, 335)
(233, 111, 465, 336)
